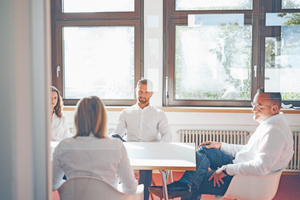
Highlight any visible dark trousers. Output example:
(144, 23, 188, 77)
(139, 170, 152, 200)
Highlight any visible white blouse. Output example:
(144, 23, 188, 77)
(51, 113, 73, 141)
(52, 135, 138, 193)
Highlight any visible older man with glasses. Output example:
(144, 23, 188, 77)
(149, 88, 294, 200)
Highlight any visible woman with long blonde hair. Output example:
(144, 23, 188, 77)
(52, 96, 137, 193)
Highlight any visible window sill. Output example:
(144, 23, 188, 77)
(63, 106, 300, 114)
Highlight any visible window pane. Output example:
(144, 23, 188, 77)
(176, 0, 252, 10)
(282, 0, 300, 9)
(63, 0, 134, 13)
(63, 26, 135, 99)
(175, 15, 252, 100)
(265, 26, 300, 100)
(266, 13, 300, 26)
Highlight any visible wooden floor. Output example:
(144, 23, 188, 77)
(52, 171, 300, 200)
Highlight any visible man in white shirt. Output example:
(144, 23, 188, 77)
(112, 79, 172, 200)
(149, 88, 294, 200)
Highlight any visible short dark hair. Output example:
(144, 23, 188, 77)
(136, 79, 153, 92)
(257, 88, 282, 108)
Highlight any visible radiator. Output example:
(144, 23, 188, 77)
(288, 131, 300, 171)
(178, 130, 251, 146)
(178, 129, 300, 171)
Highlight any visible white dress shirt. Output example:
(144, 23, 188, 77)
(51, 113, 73, 141)
(221, 113, 293, 176)
(112, 104, 172, 142)
(52, 135, 138, 193)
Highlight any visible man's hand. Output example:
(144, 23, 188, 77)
(208, 170, 227, 187)
(198, 141, 222, 149)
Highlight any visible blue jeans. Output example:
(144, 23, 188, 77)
(181, 145, 234, 200)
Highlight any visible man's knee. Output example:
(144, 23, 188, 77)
(196, 145, 207, 152)
(196, 145, 219, 154)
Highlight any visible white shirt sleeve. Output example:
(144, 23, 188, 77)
(158, 111, 172, 143)
(116, 142, 138, 193)
(220, 143, 244, 157)
(62, 116, 73, 138)
(52, 144, 65, 190)
(112, 110, 127, 137)
(226, 129, 286, 176)
(51, 113, 73, 141)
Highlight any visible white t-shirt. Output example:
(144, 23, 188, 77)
(221, 114, 294, 176)
(112, 104, 172, 142)
(52, 135, 138, 193)
(51, 113, 73, 141)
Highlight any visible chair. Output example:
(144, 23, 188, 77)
(58, 176, 144, 200)
(215, 167, 285, 200)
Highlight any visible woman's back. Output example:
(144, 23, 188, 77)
(53, 135, 137, 193)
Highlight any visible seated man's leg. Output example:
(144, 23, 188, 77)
(149, 145, 233, 199)
(181, 170, 233, 200)
(198, 170, 233, 195)
(182, 145, 233, 189)
(139, 170, 152, 200)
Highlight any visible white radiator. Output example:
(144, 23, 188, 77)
(288, 131, 300, 171)
(178, 130, 251, 146)
(178, 129, 300, 171)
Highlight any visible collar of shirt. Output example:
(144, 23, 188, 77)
(74, 133, 98, 141)
(261, 112, 283, 125)
(134, 103, 153, 110)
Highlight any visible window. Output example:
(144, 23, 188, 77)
(52, 0, 143, 106)
(164, 0, 300, 107)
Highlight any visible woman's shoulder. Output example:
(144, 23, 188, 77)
(75, 136, 123, 144)
(52, 111, 67, 120)
(103, 137, 124, 145)
(102, 137, 126, 150)
(54, 137, 74, 149)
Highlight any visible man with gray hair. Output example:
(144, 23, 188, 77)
(150, 88, 293, 200)
(112, 78, 172, 200)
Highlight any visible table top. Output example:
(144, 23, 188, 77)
(124, 142, 196, 171)
(51, 141, 196, 171)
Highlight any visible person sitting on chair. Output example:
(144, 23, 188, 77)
(149, 88, 294, 200)
(51, 86, 73, 141)
(111, 78, 172, 200)
(52, 96, 138, 193)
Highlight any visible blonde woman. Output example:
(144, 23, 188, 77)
(51, 86, 72, 141)
(52, 96, 137, 193)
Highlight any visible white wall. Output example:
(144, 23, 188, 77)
(144, 0, 164, 107)
(65, 110, 300, 142)
(0, 0, 51, 199)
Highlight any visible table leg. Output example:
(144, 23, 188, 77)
(159, 170, 169, 200)
(166, 170, 170, 182)
(166, 170, 173, 183)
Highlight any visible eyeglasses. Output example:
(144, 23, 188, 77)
(251, 102, 270, 111)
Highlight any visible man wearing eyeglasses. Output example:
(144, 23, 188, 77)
(149, 88, 293, 200)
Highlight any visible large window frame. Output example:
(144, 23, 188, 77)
(164, 0, 300, 107)
(51, 0, 144, 106)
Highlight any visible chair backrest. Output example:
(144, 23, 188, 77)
(58, 176, 144, 200)
(218, 168, 285, 200)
